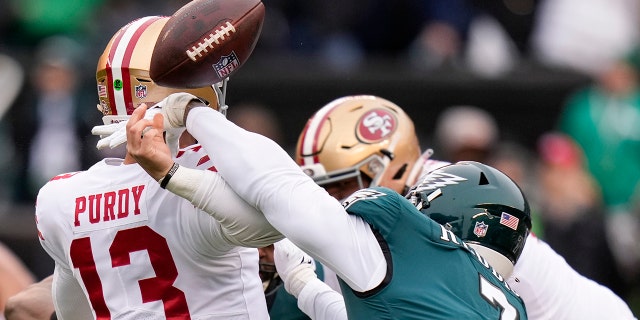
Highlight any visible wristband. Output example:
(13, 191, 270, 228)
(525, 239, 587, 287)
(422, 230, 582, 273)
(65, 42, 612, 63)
(160, 162, 180, 189)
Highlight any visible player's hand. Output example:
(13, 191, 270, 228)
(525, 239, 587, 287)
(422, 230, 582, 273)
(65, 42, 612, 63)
(92, 106, 164, 150)
(274, 238, 317, 298)
(126, 105, 173, 181)
(92, 92, 204, 156)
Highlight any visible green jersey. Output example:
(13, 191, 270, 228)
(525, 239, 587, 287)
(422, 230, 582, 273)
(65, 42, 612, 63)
(339, 187, 528, 320)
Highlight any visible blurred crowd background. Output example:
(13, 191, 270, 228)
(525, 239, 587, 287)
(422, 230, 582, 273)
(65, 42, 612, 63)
(1, 0, 640, 315)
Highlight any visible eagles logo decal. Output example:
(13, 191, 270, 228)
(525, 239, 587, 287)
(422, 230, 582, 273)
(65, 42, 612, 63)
(413, 171, 467, 193)
(342, 188, 387, 210)
(357, 109, 397, 143)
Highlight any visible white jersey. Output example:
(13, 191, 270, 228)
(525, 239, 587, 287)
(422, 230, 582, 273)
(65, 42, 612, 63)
(36, 147, 269, 319)
(508, 234, 637, 320)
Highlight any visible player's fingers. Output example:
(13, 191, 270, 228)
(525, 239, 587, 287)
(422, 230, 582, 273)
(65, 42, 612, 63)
(127, 104, 148, 129)
(96, 137, 111, 150)
(128, 106, 154, 141)
(128, 119, 153, 144)
(91, 122, 124, 136)
(139, 114, 165, 142)
(108, 131, 127, 149)
(152, 113, 165, 131)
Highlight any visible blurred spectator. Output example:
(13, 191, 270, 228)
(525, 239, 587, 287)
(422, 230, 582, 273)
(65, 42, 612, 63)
(0, 54, 22, 121)
(473, 0, 540, 55)
(227, 102, 287, 150)
(381, 0, 474, 69)
(0, 53, 23, 203)
(259, 0, 541, 75)
(464, 14, 519, 78)
(557, 47, 640, 281)
(531, 0, 640, 76)
(433, 105, 498, 163)
(259, 0, 476, 72)
(464, 1, 540, 77)
(8, 36, 100, 204)
(412, 1, 539, 75)
(4, 0, 103, 47)
(535, 132, 627, 297)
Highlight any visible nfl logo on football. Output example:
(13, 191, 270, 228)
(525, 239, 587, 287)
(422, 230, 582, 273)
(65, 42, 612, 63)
(474, 221, 488, 237)
(213, 52, 240, 78)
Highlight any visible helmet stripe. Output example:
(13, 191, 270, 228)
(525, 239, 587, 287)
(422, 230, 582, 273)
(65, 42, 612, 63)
(106, 16, 160, 116)
(299, 98, 345, 166)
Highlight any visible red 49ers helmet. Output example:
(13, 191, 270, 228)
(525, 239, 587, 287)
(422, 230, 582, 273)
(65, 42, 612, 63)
(95, 16, 219, 125)
(295, 95, 421, 194)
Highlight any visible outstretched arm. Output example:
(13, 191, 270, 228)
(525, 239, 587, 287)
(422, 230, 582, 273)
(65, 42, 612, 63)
(126, 94, 387, 291)
(126, 102, 283, 247)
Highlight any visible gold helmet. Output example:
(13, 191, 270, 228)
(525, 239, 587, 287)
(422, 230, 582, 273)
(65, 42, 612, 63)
(295, 95, 421, 194)
(96, 16, 219, 124)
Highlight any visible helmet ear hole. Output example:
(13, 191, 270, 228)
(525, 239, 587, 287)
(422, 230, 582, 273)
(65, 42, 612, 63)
(392, 163, 408, 180)
(478, 172, 489, 185)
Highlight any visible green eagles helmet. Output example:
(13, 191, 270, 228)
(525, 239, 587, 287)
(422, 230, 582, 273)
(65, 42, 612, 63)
(406, 161, 531, 264)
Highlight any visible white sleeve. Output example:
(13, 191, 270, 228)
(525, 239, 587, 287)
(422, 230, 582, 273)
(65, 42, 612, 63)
(184, 107, 386, 292)
(508, 234, 637, 320)
(51, 264, 93, 320)
(297, 278, 348, 320)
(321, 265, 343, 293)
(166, 166, 284, 247)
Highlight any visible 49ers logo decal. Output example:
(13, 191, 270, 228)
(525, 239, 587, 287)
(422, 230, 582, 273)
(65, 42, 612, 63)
(357, 109, 397, 143)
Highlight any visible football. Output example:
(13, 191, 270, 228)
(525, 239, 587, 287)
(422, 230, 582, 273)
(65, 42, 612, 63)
(150, 0, 265, 88)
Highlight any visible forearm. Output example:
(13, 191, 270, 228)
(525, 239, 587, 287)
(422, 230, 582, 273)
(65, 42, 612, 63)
(4, 276, 54, 320)
(165, 165, 284, 247)
(297, 279, 347, 320)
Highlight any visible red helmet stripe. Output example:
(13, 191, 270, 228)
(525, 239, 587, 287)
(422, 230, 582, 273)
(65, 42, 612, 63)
(105, 16, 161, 115)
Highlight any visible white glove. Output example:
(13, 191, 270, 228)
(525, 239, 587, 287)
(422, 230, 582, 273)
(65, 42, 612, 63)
(274, 238, 317, 298)
(92, 121, 128, 150)
(91, 92, 201, 156)
(92, 107, 163, 150)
